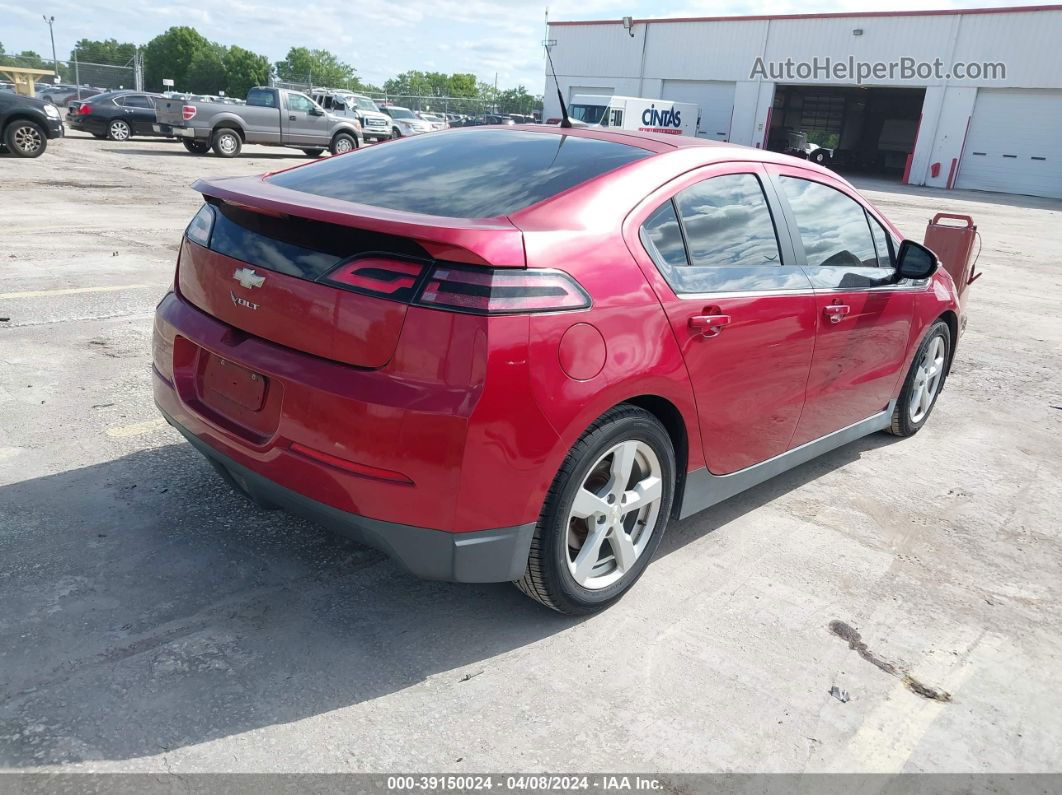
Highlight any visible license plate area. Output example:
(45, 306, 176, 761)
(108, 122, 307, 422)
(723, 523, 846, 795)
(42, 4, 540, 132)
(201, 354, 266, 412)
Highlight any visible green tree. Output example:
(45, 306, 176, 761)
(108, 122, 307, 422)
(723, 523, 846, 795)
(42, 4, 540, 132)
(186, 42, 227, 94)
(448, 73, 477, 98)
(71, 38, 135, 66)
(497, 85, 536, 115)
(143, 26, 210, 91)
(274, 47, 356, 88)
(223, 45, 269, 98)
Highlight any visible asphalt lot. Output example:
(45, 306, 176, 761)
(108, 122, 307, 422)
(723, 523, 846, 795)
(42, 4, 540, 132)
(1, 129, 1061, 773)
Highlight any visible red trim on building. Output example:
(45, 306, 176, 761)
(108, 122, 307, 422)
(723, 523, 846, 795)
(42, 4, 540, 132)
(905, 112, 923, 185)
(551, 4, 1062, 26)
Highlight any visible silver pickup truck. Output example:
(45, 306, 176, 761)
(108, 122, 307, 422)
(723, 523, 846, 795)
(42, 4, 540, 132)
(154, 86, 362, 158)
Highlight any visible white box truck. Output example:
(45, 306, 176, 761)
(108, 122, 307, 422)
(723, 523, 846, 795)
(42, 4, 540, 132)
(568, 94, 699, 137)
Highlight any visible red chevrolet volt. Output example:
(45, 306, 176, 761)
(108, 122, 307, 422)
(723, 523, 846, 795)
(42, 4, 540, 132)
(153, 126, 961, 614)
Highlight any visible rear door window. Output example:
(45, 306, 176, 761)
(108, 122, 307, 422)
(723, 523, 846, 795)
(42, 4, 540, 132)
(267, 129, 651, 218)
(122, 94, 154, 108)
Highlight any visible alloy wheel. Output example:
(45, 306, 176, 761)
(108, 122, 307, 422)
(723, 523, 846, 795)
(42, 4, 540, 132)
(565, 440, 663, 590)
(909, 334, 945, 423)
(334, 137, 353, 154)
(109, 120, 130, 140)
(13, 125, 43, 154)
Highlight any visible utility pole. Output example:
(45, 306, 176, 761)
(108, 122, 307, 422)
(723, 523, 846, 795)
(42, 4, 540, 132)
(42, 15, 58, 83)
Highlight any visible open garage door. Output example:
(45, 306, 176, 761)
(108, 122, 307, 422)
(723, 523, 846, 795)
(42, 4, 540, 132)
(956, 89, 1062, 199)
(661, 80, 735, 140)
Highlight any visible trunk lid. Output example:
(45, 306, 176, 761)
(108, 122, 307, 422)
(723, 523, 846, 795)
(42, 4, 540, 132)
(178, 176, 524, 369)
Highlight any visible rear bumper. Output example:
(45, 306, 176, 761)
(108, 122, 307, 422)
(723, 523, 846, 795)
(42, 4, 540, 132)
(161, 407, 534, 582)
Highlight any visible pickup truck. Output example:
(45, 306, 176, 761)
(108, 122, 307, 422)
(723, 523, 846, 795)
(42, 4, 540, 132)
(154, 86, 362, 158)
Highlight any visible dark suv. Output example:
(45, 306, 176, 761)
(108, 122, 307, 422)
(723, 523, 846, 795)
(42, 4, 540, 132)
(0, 92, 64, 157)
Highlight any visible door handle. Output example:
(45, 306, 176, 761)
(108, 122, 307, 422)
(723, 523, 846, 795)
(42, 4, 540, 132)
(824, 304, 851, 324)
(288, 114, 296, 121)
(689, 313, 731, 337)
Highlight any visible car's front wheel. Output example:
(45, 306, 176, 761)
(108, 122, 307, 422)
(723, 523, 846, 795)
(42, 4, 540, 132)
(888, 319, 951, 437)
(329, 133, 356, 156)
(107, 119, 131, 141)
(3, 120, 47, 157)
(516, 405, 675, 614)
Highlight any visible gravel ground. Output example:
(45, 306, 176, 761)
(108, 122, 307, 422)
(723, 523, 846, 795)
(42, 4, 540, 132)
(1, 130, 1060, 773)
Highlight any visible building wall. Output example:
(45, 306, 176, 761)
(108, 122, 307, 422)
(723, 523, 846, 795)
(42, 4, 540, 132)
(544, 7, 1062, 191)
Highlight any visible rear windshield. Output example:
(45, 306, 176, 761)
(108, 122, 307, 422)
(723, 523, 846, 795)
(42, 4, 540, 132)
(267, 129, 652, 218)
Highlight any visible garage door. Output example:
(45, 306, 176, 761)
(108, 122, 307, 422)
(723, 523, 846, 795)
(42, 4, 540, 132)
(956, 89, 1062, 199)
(661, 80, 735, 141)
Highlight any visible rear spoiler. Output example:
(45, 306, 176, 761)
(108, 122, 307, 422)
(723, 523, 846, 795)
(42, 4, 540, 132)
(193, 175, 526, 267)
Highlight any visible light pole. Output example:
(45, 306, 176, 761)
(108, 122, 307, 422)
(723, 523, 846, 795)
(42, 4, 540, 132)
(42, 15, 58, 83)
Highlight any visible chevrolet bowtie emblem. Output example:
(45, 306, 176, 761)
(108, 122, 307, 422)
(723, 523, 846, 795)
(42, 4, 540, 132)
(233, 267, 265, 289)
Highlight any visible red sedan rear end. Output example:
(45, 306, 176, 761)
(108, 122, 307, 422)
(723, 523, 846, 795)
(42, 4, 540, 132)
(154, 126, 961, 613)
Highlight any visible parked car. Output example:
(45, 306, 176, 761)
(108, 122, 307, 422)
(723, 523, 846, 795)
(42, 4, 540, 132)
(0, 91, 64, 157)
(484, 114, 515, 125)
(153, 126, 962, 614)
(311, 89, 393, 143)
(39, 85, 104, 107)
(416, 112, 449, 131)
(154, 86, 362, 158)
(68, 91, 166, 141)
(380, 105, 433, 137)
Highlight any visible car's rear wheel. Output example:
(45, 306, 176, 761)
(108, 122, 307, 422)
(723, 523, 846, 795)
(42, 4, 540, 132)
(107, 119, 131, 141)
(211, 128, 242, 158)
(515, 405, 675, 615)
(392, 126, 402, 138)
(182, 139, 211, 155)
(4, 120, 47, 157)
(888, 319, 951, 437)
(329, 133, 356, 155)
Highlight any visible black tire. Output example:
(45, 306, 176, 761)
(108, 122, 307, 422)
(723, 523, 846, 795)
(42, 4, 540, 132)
(888, 319, 951, 437)
(812, 149, 829, 164)
(3, 120, 47, 157)
(392, 126, 402, 139)
(329, 132, 356, 156)
(515, 405, 675, 615)
(302, 147, 325, 157)
(182, 139, 211, 155)
(107, 118, 131, 141)
(211, 128, 242, 158)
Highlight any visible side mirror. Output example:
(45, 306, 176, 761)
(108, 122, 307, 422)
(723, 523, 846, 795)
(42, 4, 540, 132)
(896, 240, 938, 281)
(309, 106, 324, 116)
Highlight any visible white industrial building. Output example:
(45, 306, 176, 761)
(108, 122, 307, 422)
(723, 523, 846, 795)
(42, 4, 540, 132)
(544, 5, 1062, 198)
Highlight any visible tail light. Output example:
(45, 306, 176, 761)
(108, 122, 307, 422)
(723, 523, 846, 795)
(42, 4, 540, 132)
(77, 104, 91, 116)
(417, 266, 589, 314)
(182, 105, 197, 121)
(322, 258, 590, 315)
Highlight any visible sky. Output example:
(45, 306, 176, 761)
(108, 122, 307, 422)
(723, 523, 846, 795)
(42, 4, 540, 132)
(0, 0, 1033, 92)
